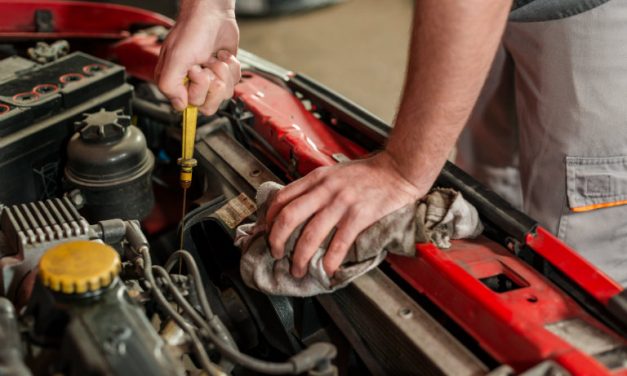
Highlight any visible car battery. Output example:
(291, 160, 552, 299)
(0, 52, 133, 204)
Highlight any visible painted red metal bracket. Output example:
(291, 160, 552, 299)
(526, 227, 623, 305)
(390, 240, 626, 374)
(234, 74, 366, 176)
(0, 0, 172, 40)
(109, 33, 165, 82)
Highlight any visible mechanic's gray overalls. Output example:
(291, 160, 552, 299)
(457, 0, 627, 286)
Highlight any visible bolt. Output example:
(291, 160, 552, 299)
(250, 169, 261, 177)
(527, 295, 538, 303)
(398, 307, 413, 319)
(68, 190, 85, 208)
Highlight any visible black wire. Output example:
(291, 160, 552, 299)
(153, 250, 298, 374)
(165, 250, 216, 320)
(164, 250, 238, 351)
(218, 110, 297, 176)
(164, 250, 312, 375)
(152, 265, 236, 373)
(153, 266, 210, 332)
(140, 248, 223, 375)
(145, 248, 297, 374)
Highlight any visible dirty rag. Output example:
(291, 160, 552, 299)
(235, 182, 483, 297)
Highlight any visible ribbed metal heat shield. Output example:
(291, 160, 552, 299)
(1, 197, 89, 255)
(0, 197, 90, 298)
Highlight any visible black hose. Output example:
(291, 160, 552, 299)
(152, 266, 236, 373)
(164, 251, 215, 320)
(164, 250, 238, 351)
(140, 248, 223, 376)
(160, 250, 335, 375)
(132, 97, 180, 124)
(155, 254, 296, 374)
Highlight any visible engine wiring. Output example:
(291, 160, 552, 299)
(139, 247, 224, 375)
(138, 246, 337, 375)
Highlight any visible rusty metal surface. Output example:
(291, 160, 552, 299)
(326, 269, 488, 376)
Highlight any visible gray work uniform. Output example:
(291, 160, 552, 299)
(458, 0, 627, 286)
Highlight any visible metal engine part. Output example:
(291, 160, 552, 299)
(0, 195, 185, 376)
(0, 297, 31, 376)
(27, 262, 185, 376)
(65, 108, 155, 221)
(0, 197, 90, 305)
(27, 40, 69, 64)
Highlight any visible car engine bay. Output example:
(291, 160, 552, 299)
(0, 43, 356, 375)
(1, 2, 626, 375)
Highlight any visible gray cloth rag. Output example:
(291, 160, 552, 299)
(235, 182, 484, 297)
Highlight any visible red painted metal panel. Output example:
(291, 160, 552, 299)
(234, 74, 366, 176)
(109, 34, 163, 82)
(0, 0, 173, 40)
(389, 241, 623, 374)
(526, 227, 622, 305)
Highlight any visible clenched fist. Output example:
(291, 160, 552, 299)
(156, 0, 241, 115)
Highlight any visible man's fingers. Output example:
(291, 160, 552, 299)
(199, 77, 227, 115)
(268, 189, 328, 259)
(188, 65, 215, 107)
(217, 50, 242, 84)
(209, 60, 235, 95)
(197, 61, 233, 115)
(323, 210, 371, 277)
(157, 51, 190, 111)
(291, 206, 343, 278)
(266, 169, 325, 225)
(194, 52, 241, 115)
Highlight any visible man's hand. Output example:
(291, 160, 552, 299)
(266, 152, 425, 278)
(155, 0, 241, 114)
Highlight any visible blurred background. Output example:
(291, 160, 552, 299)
(89, 0, 413, 122)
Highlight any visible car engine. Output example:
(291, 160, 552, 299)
(0, 46, 343, 375)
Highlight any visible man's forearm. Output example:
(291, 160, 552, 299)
(386, 0, 511, 192)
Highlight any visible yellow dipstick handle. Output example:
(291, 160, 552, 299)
(177, 75, 199, 189)
(178, 105, 198, 189)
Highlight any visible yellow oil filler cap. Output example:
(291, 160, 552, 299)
(39, 240, 121, 295)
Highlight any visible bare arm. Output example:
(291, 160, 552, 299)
(267, 0, 512, 278)
(386, 0, 512, 193)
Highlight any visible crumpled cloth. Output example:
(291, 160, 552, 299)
(235, 182, 483, 297)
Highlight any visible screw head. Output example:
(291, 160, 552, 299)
(398, 307, 413, 319)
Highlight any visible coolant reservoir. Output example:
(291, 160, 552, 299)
(65, 108, 154, 221)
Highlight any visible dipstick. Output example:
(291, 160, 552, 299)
(178, 100, 198, 278)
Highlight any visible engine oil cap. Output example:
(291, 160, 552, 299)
(39, 240, 121, 295)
